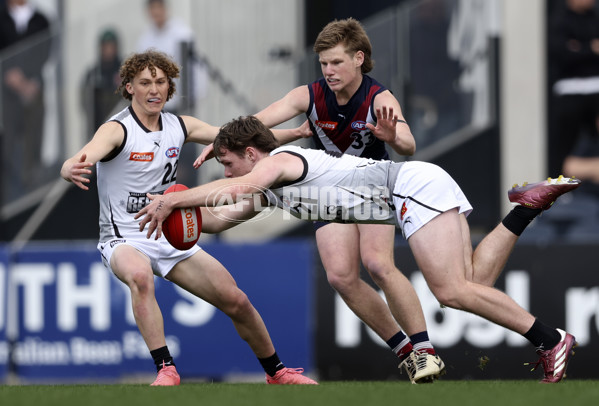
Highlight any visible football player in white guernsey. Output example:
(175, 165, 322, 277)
(138, 116, 579, 383)
(195, 18, 440, 384)
(61, 51, 317, 386)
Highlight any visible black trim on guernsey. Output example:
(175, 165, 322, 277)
(392, 193, 443, 214)
(177, 115, 188, 140)
(100, 120, 128, 163)
(109, 200, 123, 238)
(348, 189, 396, 211)
(129, 105, 163, 133)
(270, 151, 309, 189)
(324, 150, 343, 158)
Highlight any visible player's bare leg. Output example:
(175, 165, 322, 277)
(317, 223, 444, 383)
(110, 245, 179, 386)
(110, 245, 167, 350)
(316, 223, 403, 340)
(168, 250, 318, 385)
(168, 250, 276, 357)
(409, 209, 536, 334)
(357, 223, 427, 336)
(463, 217, 518, 286)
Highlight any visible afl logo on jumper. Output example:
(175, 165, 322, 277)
(130, 152, 154, 162)
(165, 147, 180, 158)
(351, 121, 367, 131)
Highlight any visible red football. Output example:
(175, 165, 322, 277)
(162, 184, 202, 250)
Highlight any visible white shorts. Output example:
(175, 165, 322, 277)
(97, 236, 201, 278)
(392, 161, 473, 239)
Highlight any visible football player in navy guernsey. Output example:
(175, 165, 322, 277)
(60, 50, 317, 386)
(138, 116, 579, 383)
(196, 17, 441, 383)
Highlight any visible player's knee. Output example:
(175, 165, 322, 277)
(362, 255, 396, 284)
(326, 269, 359, 294)
(125, 269, 155, 297)
(431, 286, 464, 310)
(220, 289, 253, 319)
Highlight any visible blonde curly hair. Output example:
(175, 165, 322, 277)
(117, 49, 180, 101)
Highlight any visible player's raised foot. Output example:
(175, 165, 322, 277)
(525, 329, 577, 383)
(508, 176, 581, 210)
(399, 350, 446, 384)
(266, 367, 318, 385)
(151, 364, 181, 386)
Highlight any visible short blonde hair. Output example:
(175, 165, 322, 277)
(313, 17, 373, 73)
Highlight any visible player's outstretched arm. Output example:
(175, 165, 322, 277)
(254, 85, 311, 144)
(181, 116, 220, 145)
(200, 201, 261, 234)
(60, 121, 125, 190)
(137, 152, 303, 238)
(270, 120, 314, 145)
(136, 180, 264, 239)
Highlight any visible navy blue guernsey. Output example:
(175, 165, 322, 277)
(306, 75, 389, 160)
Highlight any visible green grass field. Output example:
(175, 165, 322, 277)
(1, 380, 598, 406)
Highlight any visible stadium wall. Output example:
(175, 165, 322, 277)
(0, 241, 314, 383)
(1, 239, 598, 383)
(316, 241, 599, 381)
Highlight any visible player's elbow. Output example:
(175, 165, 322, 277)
(394, 142, 415, 157)
(202, 206, 248, 234)
(230, 184, 261, 201)
(200, 208, 231, 234)
(403, 143, 416, 156)
(395, 129, 416, 156)
(59, 161, 72, 182)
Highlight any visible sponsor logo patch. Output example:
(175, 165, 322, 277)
(315, 120, 337, 130)
(400, 201, 408, 221)
(126, 192, 151, 213)
(184, 208, 198, 241)
(130, 152, 154, 162)
(109, 239, 126, 248)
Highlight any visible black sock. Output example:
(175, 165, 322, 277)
(150, 346, 175, 371)
(385, 331, 408, 350)
(258, 352, 285, 377)
(501, 206, 543, 236)
(386, 331, 412, 361)
(523, 319, 561, 350)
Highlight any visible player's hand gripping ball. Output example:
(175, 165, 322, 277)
(162, 184, 202, 250)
